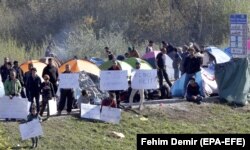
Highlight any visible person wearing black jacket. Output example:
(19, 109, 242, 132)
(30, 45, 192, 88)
(183, 48, 202, 93)
(0, 57, 10, 82)
(155, 48, 172, 88)
(42, 58, 59, 93)
(23, 63, 33, 99)
(58, 64, 75, 115)
(13, 61, 26, 97)
(186, 77, 203, 104)
(26, 68, 42, 113)
(40, 74, 55, 117)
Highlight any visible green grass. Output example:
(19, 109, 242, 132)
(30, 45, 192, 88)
(0, 102, 250, 150)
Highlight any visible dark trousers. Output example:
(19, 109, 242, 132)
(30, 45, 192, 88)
(157, 68, 172, 88)
(186, 95, 203, 102)
(52, 82, 58, 94)
(29, 93, 40, 113)
(59, 89, 74, 112)
(40, 98, 50, 117)
(31, 137, 38, 146)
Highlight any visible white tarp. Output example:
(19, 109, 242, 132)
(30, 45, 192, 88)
(131, 69, 158, 89)
(80, 104, 121, 124)
(19, 119, 43, 140)
(100, 70, 128, 91)
(59, 73, 79, 89)
(0, 96, 30, 119)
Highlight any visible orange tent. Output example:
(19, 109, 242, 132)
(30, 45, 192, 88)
(20, 60, 47, 79)
(59, 59, 100, 76)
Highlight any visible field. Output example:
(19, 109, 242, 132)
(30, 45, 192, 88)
(0, 99, 250, 150)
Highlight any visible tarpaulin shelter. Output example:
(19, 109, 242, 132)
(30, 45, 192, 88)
(20, 60, 47, 80)
(39, 57, 62, 68)
(124, 57, 153, 70)
(215, 58, 250, 105)
(59, 59, 100, 77)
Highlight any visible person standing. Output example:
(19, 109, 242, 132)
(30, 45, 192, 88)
(42, 58, 59, 93)
(0, 57, 10, 83)
(128, 47, 140, 58)
(172, 48, 182, 80)
(27, 105, 42, 148)
(26, 68, 42, 113)
(58, 64, 75, 115)
(155, 47, 172, 88)
(180, 45, 189, 75)
(13, 61, 25, 97)
(24, 63, 34, 99)
(183, 48, 202, 93)
(108, 60, 121, 107)
(128, 61, 145, 110)
(145, 40, 154, 53)
(40, 74, 55, 117)
(4, 70, 22, 98)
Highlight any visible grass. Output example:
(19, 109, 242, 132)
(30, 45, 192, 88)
(0, 101, 250, 150)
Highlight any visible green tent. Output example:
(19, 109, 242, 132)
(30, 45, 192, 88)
(124, 57, 153, 70)
(99, 60, 133, 71)
(215, 58, 250, 106)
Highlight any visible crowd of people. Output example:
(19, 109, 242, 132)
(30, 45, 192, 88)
(0, 40, 205, 118)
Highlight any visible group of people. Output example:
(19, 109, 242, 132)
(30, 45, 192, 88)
(103, 40, 205, 106)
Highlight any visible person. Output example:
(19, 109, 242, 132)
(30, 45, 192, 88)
(180, 45, 189, 75)
(24, 63, 34, 99)
(108, 60, 121, 107)
(145, 40, 154, 53)
(13, 61, 25, 97)
(27, 105, 42, 148)
(186, 77, 203, 104)
(4, 70, 22, 98)
(107, 51, 115, 61)
(77, 90, 90, 109)
(26, 68, 42, 113)
(100, 92, 117, 113)
(172, 48, 182, 80)
(124, 52, 129, 58)
(5, 62, 13, 79)
(42, 58, 59, 93)
(40, 74, 55, 117)
(155, 47, 172, 89)
(0, 57, 10, 82)
(128, 47, 140, 58)
(58, 64, 75, 115)
(183, 48, 203, 93)
(128, 61, 145, 110)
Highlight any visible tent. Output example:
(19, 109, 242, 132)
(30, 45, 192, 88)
(39, 57, 62, 68)
(20, 60, 47, 80)
(99, 60, 133, 71)
(89, 57, 105, 66)
(142, 51, 175, 80)
(204, 47, 231, 64)
(59, 59, 100, 77)
(215, 58, 250, 105)
(124, 57, 153, 70)
(142, 51, 160, 68)
(171, 47, 230, 97)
